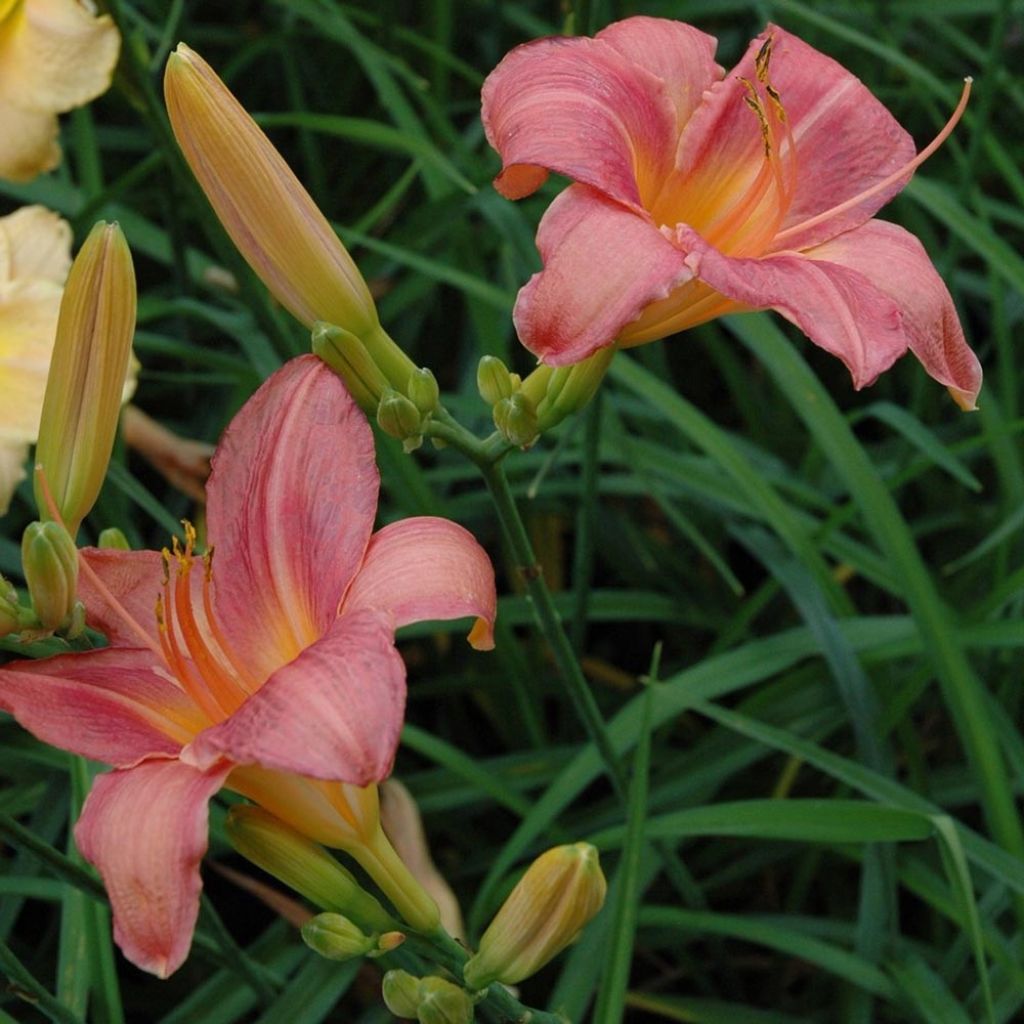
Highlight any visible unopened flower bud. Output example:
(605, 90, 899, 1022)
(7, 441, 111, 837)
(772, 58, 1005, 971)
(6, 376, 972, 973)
(492, 392, 538, 448)
(521, 346, 613, 434)
(33, 222, 136, 535)
(226, 806, 399, 933)
(377, 930, 406, 953)
(477, 355, 515, 406)
(312, 322, 390, 413)
(377, 388, 423, 453)
(97, 527, 131, 550)
(301, 913, 376, 962)
(417, 977, 475, 1024)
(21, 521, 78, 631)
(382, 970, 422, 1018)
(0, 576, 23, 636)
(407, 368, 440, 416)
(463, 843, 606, 989)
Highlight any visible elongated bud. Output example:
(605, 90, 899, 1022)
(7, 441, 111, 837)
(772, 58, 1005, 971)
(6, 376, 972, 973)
(97, 527, 131, 550)
(33, 222, 136, 535)
(407, 368, 440, 416)
(477, 355, 517, 406)
(225, 806, 399, 933)
(382, 970, 422, 1018)
(377, 389, 423, 452)
(22, 521, 79, 630)
(463, 843, 607, 989)
(312, 322, 390, 412)
(164, 44, 378, 337)
(492, 392, 538, 448)
(417, 977, 475, 1024)
(301, 913, 377, 962)
(521, 346, 613, 433)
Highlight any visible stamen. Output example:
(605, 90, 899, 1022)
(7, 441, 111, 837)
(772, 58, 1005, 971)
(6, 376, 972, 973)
(773, 77, 972, 247)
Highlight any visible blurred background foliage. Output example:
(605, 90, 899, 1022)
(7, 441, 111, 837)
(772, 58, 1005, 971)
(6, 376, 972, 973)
(1, 0, 1023, 1021)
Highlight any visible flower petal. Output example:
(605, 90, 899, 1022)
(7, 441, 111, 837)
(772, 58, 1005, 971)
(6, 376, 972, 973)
(0, 647, 202, 766)
(206, 355, 378, 679)
(808, 220, 982, 408)
(0, 0, 120, 114)
(74, 758, 231, 977)
(676, 225, 907, 389)
(0, 102, 60, 181)
(515, 185, 693, 365)
(481, 31, 678, 208)
(595, 17, 722, 130)
(77, 548, 164, 650)
(341, 517, 497, 650)
(0, 205, 71, 283)
(184, 610, 405, 786)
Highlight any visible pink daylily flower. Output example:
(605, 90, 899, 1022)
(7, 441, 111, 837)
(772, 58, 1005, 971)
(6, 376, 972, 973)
(0, 355, 496, 977)
(482, 17, 982, 409)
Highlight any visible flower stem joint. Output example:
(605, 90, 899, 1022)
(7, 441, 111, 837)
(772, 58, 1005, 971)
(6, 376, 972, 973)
(463, 842, 607, 990)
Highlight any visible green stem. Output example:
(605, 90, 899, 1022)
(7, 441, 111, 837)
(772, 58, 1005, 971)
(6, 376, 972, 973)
(0, 940, 84, 1024)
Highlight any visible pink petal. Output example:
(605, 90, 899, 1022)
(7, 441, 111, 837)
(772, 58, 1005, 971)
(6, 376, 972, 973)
(481, 32, 678, 208)
(205, 355, 378, 679)
(676, 225, 907, 389)
(0, 648, 203, 764)
(808, 221, 982, 408)
(74, 757, 231, 977)
(183, 610, 404, 786)
(78, 548, 163, 649)
(515, 185, 693, 365)
(596, 17, 722, 130)
(341, 517, 497, 650)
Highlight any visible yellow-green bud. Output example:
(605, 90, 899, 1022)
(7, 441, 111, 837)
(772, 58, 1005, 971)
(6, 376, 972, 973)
(34, 222, 136, 536)
(477, 356, 516, 406)
(21, 521, 78, 630)
(520, 347, 614, 434)
(98, 527, 131, 550)
(407, 368, 440, 416)
(417, 977, 474, 1024)
(492, 393, 538, 448)
(0, 576, 23, 636)
(377, 388, 423, 453)
(312, 321, 390, 413)
(301, 913, 377, 962)
(463, 843, 607, 989)
(225, 806, 399, 933)
(382, 970, 421, 1018)
(378, 931, 406, 953)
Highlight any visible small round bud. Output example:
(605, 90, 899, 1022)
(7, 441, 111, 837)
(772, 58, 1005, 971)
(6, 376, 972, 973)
(477, 355, 515, 406)
(492, 393, 538, 448)
(21, 521, 78, 630)
(301, 913, 376, 962)
(382, 970, 421, 1018)
(0, 575, 23, 636)
(377, 388, 424, 452)
(417, 977, 474, 1024)
(97, 527, 131, 550)
(406, 367, 440, 416)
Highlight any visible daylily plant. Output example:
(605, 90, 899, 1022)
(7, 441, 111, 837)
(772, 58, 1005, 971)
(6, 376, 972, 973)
(0, 355, 496, 976)
(0, 0, 120, 181)
(482, 17, 982, 409)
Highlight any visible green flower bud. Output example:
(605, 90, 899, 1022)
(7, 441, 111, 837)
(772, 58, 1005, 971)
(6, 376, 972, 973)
(0, 575, 23, 636)
(463, 843, 607, 989)
(382, 970, 422, 1019)
(520, 346, 614, 434)
(225, 806, 399, 933)
(476, 355, 516, 406)
(417, 977, 474, 1024)
(21, 521, 78, 630)
(312, 321, 391, 413)
(301, 913, 376, 962)
(406, 368, 440, 416)
(377, 388, 423, 453)
(97, 527, 131, 550)
(492, 393, 538, 448)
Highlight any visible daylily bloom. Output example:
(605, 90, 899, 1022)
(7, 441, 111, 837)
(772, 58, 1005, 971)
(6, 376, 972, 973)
(0, 355, 496, 977)
(482, 18, 982, 409)
(0, 0, 120, 181)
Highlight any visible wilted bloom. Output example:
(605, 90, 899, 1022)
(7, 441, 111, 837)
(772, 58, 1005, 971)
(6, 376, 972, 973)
(0, 355, 496, 976)
(463, 842, 606, 989)
(0, 0, 119, 181)
(483, 18, 982, 409)
(34, 222, 136, 534)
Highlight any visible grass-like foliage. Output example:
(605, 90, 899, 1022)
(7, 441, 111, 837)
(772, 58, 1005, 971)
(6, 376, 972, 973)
(1, 0, 1022, 1021)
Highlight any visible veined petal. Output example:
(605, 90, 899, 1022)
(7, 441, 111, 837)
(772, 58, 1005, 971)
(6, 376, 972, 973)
(676, 225, 907, 389)
(206, 356, 378, 679)
(0, 0, 119, 114)
(0, 205, 71, 283)
(0, 647, 204, 766)
(481, 32, 678, 208)
(514, 185, 693, 365)
(74, 758, 231, 977)
(342, 517, 497, 650)
(596, 17, 722, 131)
(808, 220, 982, 408)
(0, 102, 59, 182)
(184, 610, 404, 786)
(78, 548, 164, 649)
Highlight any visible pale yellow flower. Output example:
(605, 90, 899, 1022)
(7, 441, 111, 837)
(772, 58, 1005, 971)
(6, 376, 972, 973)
(0, 0, 120, 181)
